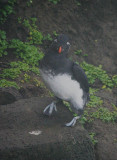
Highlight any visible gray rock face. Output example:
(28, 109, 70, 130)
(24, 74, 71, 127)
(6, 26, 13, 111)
(0, 97, 95, 160)
(0, 87, 22, 105)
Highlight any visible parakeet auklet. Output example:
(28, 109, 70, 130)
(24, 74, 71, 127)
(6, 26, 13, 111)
(39, 34, 89, 127)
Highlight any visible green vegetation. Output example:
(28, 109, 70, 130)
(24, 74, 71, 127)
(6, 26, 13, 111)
(0, 30, 8, 57)
(9, 39, 44, 65)
(80, 61, 117, 88)
(43, 34, 53, 41)
(21, 18, 43, 45)
(89, 132, 98, 145)
(0, 18, 44, 89)
(48, 0, 60, 4)
(0, 79, 19, 89)
(0, 0, 16, 24)
(87, 88, 103, 108)
(91, 107, 117, 122)
(27, 0, 33, 7)
(74, 49, 88, 57)
(74, 49, 82, 55)
(53, 31, 58, 37)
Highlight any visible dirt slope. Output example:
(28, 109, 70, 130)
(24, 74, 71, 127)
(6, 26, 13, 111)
(1, 0, 117, 73)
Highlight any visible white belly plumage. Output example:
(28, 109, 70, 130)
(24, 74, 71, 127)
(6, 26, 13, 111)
(40, 70, 84, 109)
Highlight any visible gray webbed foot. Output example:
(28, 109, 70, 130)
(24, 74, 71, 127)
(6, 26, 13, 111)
(43, 102, 57, 116)
(65, 116, 80, 127)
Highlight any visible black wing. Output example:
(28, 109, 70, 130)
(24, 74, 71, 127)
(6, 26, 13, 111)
(72, 62, 89, 93)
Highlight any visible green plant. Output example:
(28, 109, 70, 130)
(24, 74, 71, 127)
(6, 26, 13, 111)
(53, 31, 58, 37)
(112, 103, 117, 112)
(9, 39, 44, 65)
(87, 88, 103, 108)
(0, 30, 8, 57)
(74, 49, 82, 55)
(80, 88, 103, 125)
(79, 110, 90, 125)
(48, 0, 60, 4)
(83, 54, 88, 57)
(0, 0, 16, 23)
(91, 107, 117, 122)
(89, 132, 98, 145)
(10, 61, 30, 71)
(0, 79, 19, 89)
(30, 66, 40, 75)
(112, 75, 117, 87)
(80, 61, 117, 88)
(24, 73, 31, 82)
(22, 18, 43, 44)
(33, 78, 46, 88)
(1, 68, 21, 79)
(43, 34, 53, 41)
(63, 101, 72, 112)
(27, 0, 33, 7)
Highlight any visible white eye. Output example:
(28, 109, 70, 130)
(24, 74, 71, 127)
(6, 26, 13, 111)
(54, 39, 57, 42)
(67, 42, 70, 45)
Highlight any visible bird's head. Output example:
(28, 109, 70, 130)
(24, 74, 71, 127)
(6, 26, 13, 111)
(50, 34, 71, 55)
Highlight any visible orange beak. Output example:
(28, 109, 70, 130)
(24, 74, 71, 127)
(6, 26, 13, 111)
(58, 46, 62, 53)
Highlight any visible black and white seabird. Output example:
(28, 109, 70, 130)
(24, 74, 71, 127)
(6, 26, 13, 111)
(39, 34, 89, 127)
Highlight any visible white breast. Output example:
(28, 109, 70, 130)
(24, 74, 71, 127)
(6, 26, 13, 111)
(40, 70, 84, 109)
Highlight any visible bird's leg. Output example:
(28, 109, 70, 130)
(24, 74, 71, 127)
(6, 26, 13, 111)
(65, 116, 81, 127)
(43, 98, 60, 116)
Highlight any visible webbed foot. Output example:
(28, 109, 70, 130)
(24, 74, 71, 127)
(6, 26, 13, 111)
(43, 101, 57, 116)
(65, 116, 80, 127)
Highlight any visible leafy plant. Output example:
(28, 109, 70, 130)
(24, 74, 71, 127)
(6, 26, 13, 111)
(0, 0, 16, 23)
(30, 66, 40, 75)
(53, 31, 58, 37)
(43, 34, 53, 41)
(9, 39, 44, 65)
(87, 88, 103, 108)
(0, 79, 19, 89)
(22, 18, 43, 44)
(74, 49, 82, 55)
(1, 68, 21, 79)
(33, 78, 46, 88)
(89, 132, 98, 145)
(24, 73, 31, 82)
(83, 54, 88, 57)
(79, 110, 90, 125)
(91, 107, 117, 122)
(112, 75, 117, 87)
(0, 30, 8, 57)
(80, 61, 117, 88)
(27, 0, 33, 7)
(48, 0, 60, 4)
(10, 61, 30, 71)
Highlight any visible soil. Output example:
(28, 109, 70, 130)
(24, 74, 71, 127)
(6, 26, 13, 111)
(0, 0, 117, 160)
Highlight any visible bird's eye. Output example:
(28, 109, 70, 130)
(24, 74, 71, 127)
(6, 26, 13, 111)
(54, 39, 57, 42)
(67, 42, 70, 45)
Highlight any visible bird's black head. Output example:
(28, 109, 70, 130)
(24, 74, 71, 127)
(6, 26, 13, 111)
(50, 34, 71, 55)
